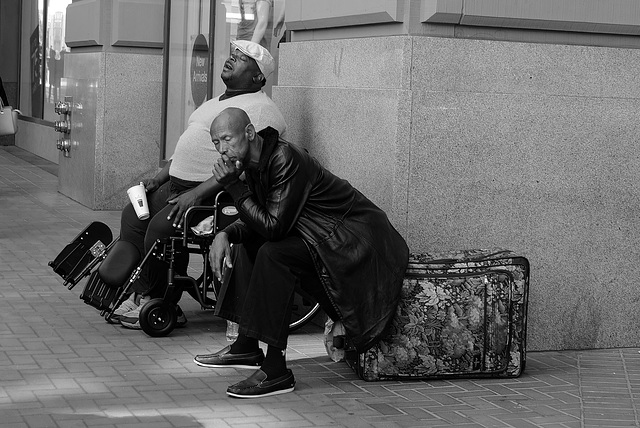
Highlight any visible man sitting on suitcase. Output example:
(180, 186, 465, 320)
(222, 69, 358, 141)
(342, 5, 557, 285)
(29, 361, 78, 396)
(193, 107, 409, 398)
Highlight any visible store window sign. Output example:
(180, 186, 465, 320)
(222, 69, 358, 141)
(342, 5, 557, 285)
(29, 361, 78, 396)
(191, 34, 209, 107)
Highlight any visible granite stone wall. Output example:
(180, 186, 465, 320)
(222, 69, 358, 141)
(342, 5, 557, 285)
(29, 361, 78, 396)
(273, 36, 640, 351)
(52, 51, 163, 210)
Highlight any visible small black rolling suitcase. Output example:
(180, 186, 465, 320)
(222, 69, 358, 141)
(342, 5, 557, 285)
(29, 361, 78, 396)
(346, 249, 529, 381)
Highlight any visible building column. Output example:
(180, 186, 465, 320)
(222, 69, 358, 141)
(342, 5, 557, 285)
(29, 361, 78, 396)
(61, 0, 164, 210)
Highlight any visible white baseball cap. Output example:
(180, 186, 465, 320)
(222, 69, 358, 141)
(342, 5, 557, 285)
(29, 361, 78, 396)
(231, 40, 275, 78)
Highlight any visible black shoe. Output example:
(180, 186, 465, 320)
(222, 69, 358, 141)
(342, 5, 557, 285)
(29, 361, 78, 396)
(193, 345, 264, 369)
(227, 369, 295, 398)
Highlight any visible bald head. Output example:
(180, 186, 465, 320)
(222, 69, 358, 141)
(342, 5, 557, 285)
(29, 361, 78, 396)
(210, 107, 258, 169)
(211, 107, 252, 136)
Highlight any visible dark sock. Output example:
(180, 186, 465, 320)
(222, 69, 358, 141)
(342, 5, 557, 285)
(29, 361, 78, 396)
(260, 345, 287, 379)
(229, 334, 259, 354)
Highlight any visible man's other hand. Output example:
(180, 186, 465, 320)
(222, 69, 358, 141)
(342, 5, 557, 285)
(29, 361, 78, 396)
(210, 232, 233, 281)
(142, 177, 160, 193)
(166, 188, 202, 228)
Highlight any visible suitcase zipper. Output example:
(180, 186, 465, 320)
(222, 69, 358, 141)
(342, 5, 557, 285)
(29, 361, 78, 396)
(411, 250, 513, 265)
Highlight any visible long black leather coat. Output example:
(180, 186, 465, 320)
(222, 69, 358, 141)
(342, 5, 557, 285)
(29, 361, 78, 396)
(223, 127, 409, 352)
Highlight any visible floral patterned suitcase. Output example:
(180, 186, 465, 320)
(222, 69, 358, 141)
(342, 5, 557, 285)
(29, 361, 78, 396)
(346, 249, 529, 381)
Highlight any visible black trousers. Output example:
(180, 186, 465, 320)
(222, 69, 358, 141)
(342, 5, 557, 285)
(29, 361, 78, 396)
(120, 180, 214, 299)
(216, 236, 339, 348)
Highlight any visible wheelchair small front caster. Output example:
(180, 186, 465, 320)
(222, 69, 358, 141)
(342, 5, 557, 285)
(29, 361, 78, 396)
(104, 312, 118, 324)
(139, 298, 177, 337)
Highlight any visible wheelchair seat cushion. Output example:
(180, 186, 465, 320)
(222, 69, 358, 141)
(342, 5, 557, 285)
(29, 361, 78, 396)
(98, 240, 141, 289)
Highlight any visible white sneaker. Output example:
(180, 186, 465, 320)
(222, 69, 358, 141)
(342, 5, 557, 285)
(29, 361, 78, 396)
(106, 294, 138, 324)
(120, 296, 151, 330)
(114, 294, 138, 316)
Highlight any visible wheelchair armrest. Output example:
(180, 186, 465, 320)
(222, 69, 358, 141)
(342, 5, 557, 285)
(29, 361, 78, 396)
(182, 205, 217, 246)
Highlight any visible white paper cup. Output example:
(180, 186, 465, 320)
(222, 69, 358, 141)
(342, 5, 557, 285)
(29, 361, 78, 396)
(127, 183, 150, 220)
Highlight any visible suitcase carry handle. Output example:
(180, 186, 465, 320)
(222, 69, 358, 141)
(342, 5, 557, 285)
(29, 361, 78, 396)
(426, 250, 512, 264)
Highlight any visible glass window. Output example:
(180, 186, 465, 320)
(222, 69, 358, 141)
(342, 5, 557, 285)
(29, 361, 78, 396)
(20, 0, 44, 118)
(163, 0, 213, 160)
(162, 0, 286, 160)
(43, 0, 72, 122)
(19, 0, 72, 121)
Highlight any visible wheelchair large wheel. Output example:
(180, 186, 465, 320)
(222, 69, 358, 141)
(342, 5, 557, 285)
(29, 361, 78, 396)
(289, 292, 321, 332)
(139, 298, 177, 337)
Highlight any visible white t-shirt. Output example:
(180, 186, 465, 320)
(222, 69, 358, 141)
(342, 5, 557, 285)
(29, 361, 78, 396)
(169, 91, 286, 182)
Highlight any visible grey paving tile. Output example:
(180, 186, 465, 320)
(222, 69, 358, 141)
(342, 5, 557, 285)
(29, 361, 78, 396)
(4, 146, 640, 428)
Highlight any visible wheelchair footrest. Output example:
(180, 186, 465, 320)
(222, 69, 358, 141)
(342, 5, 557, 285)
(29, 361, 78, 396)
(79, 270, 122, 312)
(49, 221, 113, 286)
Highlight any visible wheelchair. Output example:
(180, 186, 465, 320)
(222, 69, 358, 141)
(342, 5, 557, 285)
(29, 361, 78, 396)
(49, 191, 321, 337)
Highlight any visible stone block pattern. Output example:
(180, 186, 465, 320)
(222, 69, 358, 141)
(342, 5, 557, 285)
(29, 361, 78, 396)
(59, 51, 163, 210)
(2, 145, 640, 428)
(409, 37, 640, 351)
(275, 35, 640, 351)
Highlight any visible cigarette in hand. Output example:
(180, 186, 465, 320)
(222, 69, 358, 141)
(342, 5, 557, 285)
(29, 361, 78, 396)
(235, 160, 243, 169)
(224, 256, 233, 268)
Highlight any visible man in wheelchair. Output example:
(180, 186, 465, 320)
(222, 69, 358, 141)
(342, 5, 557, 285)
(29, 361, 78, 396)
(194, 108, 409, 398)
(112, 41, 286, 329)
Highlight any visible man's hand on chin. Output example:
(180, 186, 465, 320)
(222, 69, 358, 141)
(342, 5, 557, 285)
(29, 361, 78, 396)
(212, 157, 242, 186)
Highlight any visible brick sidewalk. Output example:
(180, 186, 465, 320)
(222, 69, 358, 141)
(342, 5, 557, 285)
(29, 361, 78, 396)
(1, 146, 638, 428)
